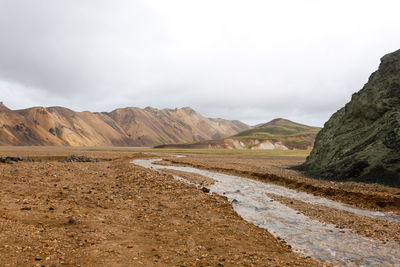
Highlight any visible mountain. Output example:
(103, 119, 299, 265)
(299, 49, 400, 187)
(0, 103, 250, 146)
(155, 118, 321, 150)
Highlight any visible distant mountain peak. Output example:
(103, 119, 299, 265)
(264, 118, 290, 124)
(0, 101, 9, 111)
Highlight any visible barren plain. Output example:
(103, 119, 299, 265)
(0, 147, 399, 266)
(0, 147, 322, 266)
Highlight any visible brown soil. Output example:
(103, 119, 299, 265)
(159, 154, 400, 213)
(0, 147, 322, 266)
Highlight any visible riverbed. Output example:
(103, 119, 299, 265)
(133, 158, 400, 266)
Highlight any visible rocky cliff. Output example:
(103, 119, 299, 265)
(300, 49, 400, 187)
(0, 104, 250, 146)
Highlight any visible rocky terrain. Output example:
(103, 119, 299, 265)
(1, 147, 399, 265)
(299, 49, 400, 187)
(0, 104, 250, 146)
(0, 147, 321, 266)
(156, 118, 320, 150)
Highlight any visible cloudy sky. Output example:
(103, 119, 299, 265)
(1, 0, 399, 126)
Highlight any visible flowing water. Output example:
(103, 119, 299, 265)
(132, 158, 400, 266)
(174, 155, 187, 158)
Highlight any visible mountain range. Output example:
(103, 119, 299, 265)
(0, 103, 250, 146)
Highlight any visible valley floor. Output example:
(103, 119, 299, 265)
(0, 147, 320, 266)
(0, 147, 399, 266)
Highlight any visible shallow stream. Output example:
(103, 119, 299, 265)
(132, 158, 400, 266)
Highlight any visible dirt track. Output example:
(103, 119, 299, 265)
(0, 148, 322, 266)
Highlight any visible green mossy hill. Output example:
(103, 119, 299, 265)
(235, 118, 320, 138)
(233, 118, 321, 149)
(299, 49, 400, 187)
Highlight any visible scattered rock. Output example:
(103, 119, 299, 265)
(0, 156, 26, 164)
(201, 187, 210, 193)
(66, 154, 94, 163)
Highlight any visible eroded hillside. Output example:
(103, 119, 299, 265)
(0, 104, 250, 146)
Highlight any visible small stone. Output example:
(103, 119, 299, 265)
(201, 187, 210, 193)
(21, 206, 31, 211)
(68, 218, 77, 224)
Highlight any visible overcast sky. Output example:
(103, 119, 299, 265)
(1, 1, 399, 126)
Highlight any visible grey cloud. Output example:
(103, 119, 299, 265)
(1, 0, 400, 126)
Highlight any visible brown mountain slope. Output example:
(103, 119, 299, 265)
(0, 103, 250, 146)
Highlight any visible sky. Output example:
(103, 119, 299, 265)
(0, 0, 400, 127)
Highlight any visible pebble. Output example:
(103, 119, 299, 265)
(201, 187, 210, 193)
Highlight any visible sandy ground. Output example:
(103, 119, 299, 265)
(0, 147, 322, 266)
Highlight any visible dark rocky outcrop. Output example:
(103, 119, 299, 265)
(299, 49, 400, 187)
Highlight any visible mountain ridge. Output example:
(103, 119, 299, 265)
(0, 103, 250, 146)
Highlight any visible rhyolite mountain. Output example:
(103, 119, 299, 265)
(299, 49, 400, 187)
(156, 118, 320, 150)
(0, 103, 250, 146)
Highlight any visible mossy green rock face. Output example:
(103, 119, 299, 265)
(301, 49, 400, 187)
